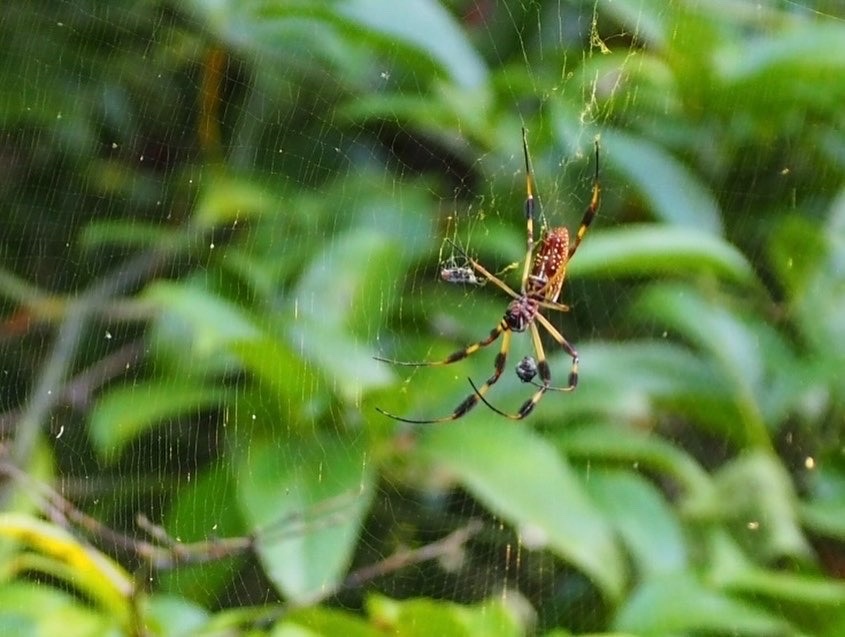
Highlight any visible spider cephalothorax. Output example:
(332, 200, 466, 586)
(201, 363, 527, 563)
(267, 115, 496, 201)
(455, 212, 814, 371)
(504, 296, 539, 332)
(376, 129, 600, 423)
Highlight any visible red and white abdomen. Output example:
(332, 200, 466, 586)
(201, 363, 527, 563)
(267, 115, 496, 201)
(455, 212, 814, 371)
(527, 227, 569, 303)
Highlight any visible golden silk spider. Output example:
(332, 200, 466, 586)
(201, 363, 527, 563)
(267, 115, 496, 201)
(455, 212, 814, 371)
(376, 129, 600, 423)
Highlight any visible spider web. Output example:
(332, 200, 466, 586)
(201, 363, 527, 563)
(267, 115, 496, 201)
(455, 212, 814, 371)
(1, 1, 844, 635)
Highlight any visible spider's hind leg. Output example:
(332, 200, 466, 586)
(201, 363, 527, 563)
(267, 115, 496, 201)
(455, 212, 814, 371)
(470, 317, 577, 420)
(374, 320, 506, 368)
(376, 329, 513, 424)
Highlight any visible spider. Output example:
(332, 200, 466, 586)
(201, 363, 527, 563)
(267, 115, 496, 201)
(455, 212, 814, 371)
(375, 129, 600, 423)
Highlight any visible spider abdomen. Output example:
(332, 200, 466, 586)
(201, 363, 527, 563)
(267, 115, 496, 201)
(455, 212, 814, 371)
(528, 227, 569, 302)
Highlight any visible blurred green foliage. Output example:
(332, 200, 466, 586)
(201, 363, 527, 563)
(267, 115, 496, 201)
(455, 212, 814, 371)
(1, 0, 845, 635)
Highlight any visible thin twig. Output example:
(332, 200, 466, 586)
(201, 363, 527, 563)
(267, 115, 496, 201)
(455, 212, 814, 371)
(0, 460, 360, 570)
(341, 519, 483, 591)
(2, 457, 484, 634)
(62, 341, 145, 410)
(4, 247, 176, 503)
(0, 341, 144, 435)
(262, 518, 485, 617)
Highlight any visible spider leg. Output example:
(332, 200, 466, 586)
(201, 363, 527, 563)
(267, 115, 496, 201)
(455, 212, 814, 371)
(441, 127, 542, 305)
(516, 356, 578, 392)
(567, 139, 601, 260)
(471, 315, 579, 419)
(538, 299, 570, 313)
(376, 330, 512, 424)
(527, 379, 577, 392)
(469, 322, 554, 420)
(534, 312, 579, 389)
(375, 319, 507, 368)
(520, 127, 538, 292)
(465, 258, 521, 301)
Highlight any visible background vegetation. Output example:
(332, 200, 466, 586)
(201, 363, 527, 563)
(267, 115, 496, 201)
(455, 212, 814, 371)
(1, 0, 845, 635)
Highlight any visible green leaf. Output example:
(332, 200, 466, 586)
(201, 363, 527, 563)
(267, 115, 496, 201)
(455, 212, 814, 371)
(276, 605, 380, 637)
(714, 451, 812, 563)
(88, 380, 225, 458)
(603, 129, 723, 234)
(614, 574, 795, 635)
(366, 594, 522, 637)
(766, 214, 828, 302)
(708, 530, 845, 611)
(802, 499, 845, 542)
(231, 337, 329, 424)
(717, 24, 845, 118)
(584, 470, 688, 578)
(773, 201, 845, 364)
(333, 0, 488, 89)
(238, 435, 375, 603)
(639, 282, 804, 428)
(79, 220, 177, 250)
(193, 0, 487, 90)
(291, 227, 408, 399)
(143, 594, 210, 637)
(559, 423, 714, 506)
(803, 463, 845, 541)
(339, 84, 493, 141)
(419, 420, 626, 601)
(729, 566, 845, 610)
(596, 0, 669, 47)
(293, 227, 405, 333)
(0, 583, 118, 637)
(194, 173, 275, 228)
(568, 224, 756, 286)
(145, 280, 261, 358)
(496, 340, 748, 446)
(290, 323, 394, 403)
(630, 283, 772, 448)
(632, 283, 763, 387)
(0, 514, 134, 626)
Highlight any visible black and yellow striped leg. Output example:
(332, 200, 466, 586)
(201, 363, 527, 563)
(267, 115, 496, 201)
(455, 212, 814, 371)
(567, 139, 601, 260)
(520, 127, 538, 292)
(534, 313, 579, 390)
(374, 320, 506, 368)
(471, 315, 578, 420)
(376, 329, 512, 424)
